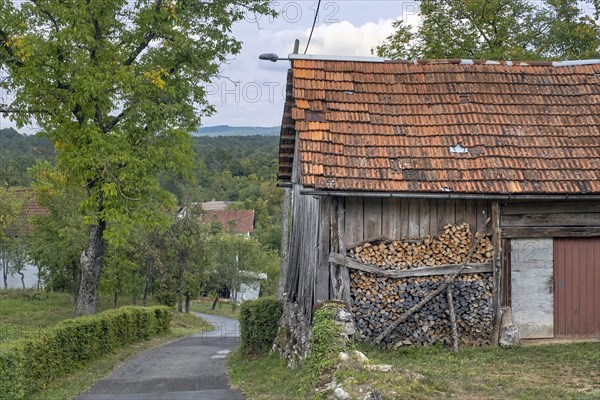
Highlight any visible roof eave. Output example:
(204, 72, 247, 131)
(299, 189, 600, 201)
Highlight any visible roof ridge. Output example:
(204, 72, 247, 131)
(289, 54, 600, 67)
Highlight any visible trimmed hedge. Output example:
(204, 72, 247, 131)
(239, 297, 282, 356)
(0, 306, 171, 400)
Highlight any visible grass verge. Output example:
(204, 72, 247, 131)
(229, 342, 600, 400)
(191, 298, 240, 319)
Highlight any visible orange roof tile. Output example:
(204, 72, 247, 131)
(278, 59, 600, 195)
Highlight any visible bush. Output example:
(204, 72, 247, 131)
(239, 297, 282, 356)
(0, 305, 172, 400)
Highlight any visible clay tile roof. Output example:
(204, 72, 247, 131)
(201, 210, 254, 235)
(278, 57, 600, 195)
(5, 188, 47, 236)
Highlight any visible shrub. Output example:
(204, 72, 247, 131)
(0, 305, 172, 400)
(239, 297, 282, 356)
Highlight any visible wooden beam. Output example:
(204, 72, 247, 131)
(501, 202, 600, 215)
(328, 253, 492, 278)
(490, 200, 502, 346)
(501, 213, 600, 227)
(315, 196, 331, 303)
(336, 198, 351, 303)
(501, 226, 600, 238)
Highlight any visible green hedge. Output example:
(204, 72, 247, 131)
(239, 297, 282, 356)
(0, 306, 172, 400)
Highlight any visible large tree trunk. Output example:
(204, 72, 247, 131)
(75, 222, 106, 316)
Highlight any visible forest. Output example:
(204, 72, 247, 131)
(0, 127, 282, 311)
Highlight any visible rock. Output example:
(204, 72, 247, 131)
(339, 352, 351, 363)
(340, 350, 369, 365)
(397, 368, 425, 381)
(364, 364, 393, 372)
(351, 350, 369, 364)
(362, 389, 383, 400)
(337, 309, 353, 322)
(334, 387, 351, 400)
(499, 325, 520, 347)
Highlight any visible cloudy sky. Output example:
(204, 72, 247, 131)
(0, 1, 417, 133)
(203, 1, 417, 128)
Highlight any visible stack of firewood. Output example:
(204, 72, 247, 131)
(347, 223, 494, 347)
(349, 223, 493, 270)
(350, 272, 493, 347)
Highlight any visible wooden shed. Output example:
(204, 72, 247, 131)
(276, 56, 600, 349)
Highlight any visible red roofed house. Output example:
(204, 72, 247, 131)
(202, 209, 255, 237)
(277, 56, 600, 352)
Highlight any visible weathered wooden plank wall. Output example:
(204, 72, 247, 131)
(343, 198, 492, 244)
(500, 201, 600, 238)
(286, 184, 320, 316)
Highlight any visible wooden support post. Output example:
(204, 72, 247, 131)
(277, 187, 292, 300)
(337, 200, 351, 303)
(490, 200, 503, 346)
(447, 285, 459, 353)
(329, 197, 351, 303)
(315, 197, 331, 303)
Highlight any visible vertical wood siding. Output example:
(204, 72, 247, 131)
(286, 184, 320, 317)
(554, 237, 600, 337)
(343, 198, 491, 244)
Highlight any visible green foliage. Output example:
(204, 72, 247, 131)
(239, 297, 282, 356)
(0, 128, 54, 187)
(302, 304, 344, 389)
(149, 205, 213, 311)
(0, 0, 275, 314)
(28, 162, 87, 294)
(376, 0, 600, 61)
(209, 233, 277, 305)
(0, 305, 171, 400)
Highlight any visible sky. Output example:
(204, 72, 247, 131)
(202, 1, 417, 128)
(0, 1, 418, 133)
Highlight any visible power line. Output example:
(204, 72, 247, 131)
(303, 0, 322, 54)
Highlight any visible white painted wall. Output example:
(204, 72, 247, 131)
(511, 238, 554, 339)
(3, 262, 39, 289)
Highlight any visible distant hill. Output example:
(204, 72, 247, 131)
(193, 125, 280, 137)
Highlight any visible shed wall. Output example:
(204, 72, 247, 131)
(343, 198, 492, 244)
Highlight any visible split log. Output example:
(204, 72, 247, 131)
(373, 219, 490, 345)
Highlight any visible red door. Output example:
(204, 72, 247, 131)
(554, 237, 600, 337)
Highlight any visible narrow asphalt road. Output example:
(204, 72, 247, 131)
(76, 313, 243, 400)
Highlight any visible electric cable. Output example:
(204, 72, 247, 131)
(304, 0, 322, 54)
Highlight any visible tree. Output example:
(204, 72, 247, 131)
(152, 205, 212, 312)
(0, 187, 24, 289)
(376, 0, 600, 60)
(28, 162, 87, 297)
(0, 0, 274, 315)
(210, 233, 271, 312)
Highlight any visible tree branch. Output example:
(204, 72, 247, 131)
(123, 0, 163, 66)
(31, 0, 60, 33)
(0, 105, 49, 114)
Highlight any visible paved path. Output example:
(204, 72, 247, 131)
(76, 313, 243, 400)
